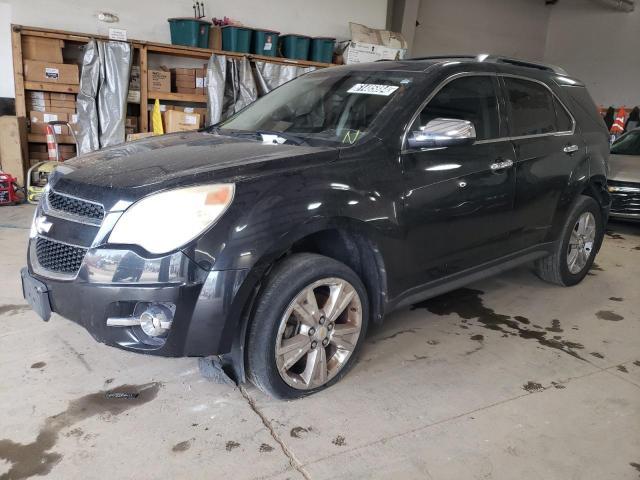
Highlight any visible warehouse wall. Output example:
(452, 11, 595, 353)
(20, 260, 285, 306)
(411, 0, 551, 60)
(0, 0, 388, 99)
(543, 0, 640, 107)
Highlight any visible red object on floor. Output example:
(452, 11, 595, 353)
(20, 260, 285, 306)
(610, 107, 626, 134)
(0, 171, 22, 205)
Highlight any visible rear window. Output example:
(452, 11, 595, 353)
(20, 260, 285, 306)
(505, 78, 556, 136)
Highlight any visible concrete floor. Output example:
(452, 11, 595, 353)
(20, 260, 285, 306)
(1, 203, 639, 480)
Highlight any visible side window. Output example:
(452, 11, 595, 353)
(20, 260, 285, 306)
(504, 78, 556, 136)
(414, 76, 500, 141)
(553, 96, 573, 132)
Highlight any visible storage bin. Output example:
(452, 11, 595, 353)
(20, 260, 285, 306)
(168, 18, 211, 49)
(222, 25, 252, 53)
(310, 37, 335, 63)
(252, 29, 280, 57)
(279, 34, 311, 60)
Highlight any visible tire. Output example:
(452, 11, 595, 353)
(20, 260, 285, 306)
(535, 195, 604, 286)
(246, 253, 369, 399)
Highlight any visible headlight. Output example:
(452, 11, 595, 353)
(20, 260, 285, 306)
(108, 184, 235, 254)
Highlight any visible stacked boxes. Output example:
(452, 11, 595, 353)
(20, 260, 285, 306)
(148, 68, 171, 92)
(170, 67, 207, 95)
(147, 104, 207, 133)
(125, 116, 139, 136)
(27, 92, 77, 136)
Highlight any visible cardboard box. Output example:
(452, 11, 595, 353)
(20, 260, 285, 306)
(26, 91, 51, 102)
(173, 106, 207, 127)
(125, 116, 138, 130)
(163, 110, 200, 133)
(349, 22, 407, 49)
(29, 111, 69, 135)
(174, 77, 195, 89)
(129, 65, 141, 90)
(50, 93, 75, 102)
(209, 26, 222, 50)
(176, 87, 197, 94)
(341, 41, 406, 64)
(50, 99, 76, 110)
(127, 132, 156, 142)
(24, 60, 79, 84)
(22, 37, 64, 63)
(0, 116, 29, 187)
(171, 68, 195, 77)
(127, 90, 141, 103)
(148, 69, 171, 92)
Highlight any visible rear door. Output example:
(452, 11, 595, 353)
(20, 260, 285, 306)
(401, 74, 517, 288)
(502, 76, 586, 250)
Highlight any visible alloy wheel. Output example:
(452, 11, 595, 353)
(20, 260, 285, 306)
(274, 277, 363, 390)
(567, 211, 596, 274)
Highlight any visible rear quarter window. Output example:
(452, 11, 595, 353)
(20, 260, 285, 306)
(504, 77, 556, 136)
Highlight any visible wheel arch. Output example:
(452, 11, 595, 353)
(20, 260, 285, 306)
(221, 218, 388, 383)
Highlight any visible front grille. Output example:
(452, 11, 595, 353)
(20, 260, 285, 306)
(48, 190, 105, 220)
(35, 237, 88, 274)
(609, 181, 640, 215)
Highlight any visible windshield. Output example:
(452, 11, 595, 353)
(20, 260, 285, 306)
(611, 130, 640, 155)
(218, 69, 417, 145)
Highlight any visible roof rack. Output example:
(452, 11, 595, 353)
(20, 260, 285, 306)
(403, 54, 568, 75)
(477, 55, 568, 75)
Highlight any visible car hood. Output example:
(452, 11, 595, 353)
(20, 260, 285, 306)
(608, 154, 640, 183)
(53, 131, 337, 204)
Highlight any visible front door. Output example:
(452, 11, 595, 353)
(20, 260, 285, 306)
(400, 75, 517, 289)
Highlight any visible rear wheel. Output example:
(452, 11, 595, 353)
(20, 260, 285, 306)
(246, 253, 369, 399)
(535, 195, 603, 286)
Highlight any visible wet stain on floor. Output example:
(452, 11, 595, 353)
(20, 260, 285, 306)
(523, 381, 544, 393)
(470, 334, 484, 342)
(332, 435, 346, 446)
(634, 246, 640, 251)
(259, 443, 274, 453)
(30, 362, 46, 369)
(172, 440, 191, 453)
(551, 381, 566, 389)
(630, 462, 640, 473)
(371, 328, 418, 343)
(225, 440, 240, 452)
(290, 426, 310, 439)
(546, 319, 563, 333)
(633, 361, 640, 367)
(411, 288, 586, 360)
(0, 383, 160, 480)
(617, 365, 629, 373)
(605, 230, 624, 240)
(590, 352, 605, 359)
(590, 263, 604, 271)
(0, 304, 29, 316)
(609, 297, 624, 302)
(596, 310, 624, 321)
(514, 316, 530, 324)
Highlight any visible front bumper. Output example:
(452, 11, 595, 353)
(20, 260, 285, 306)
(609, 181, 640, 220)
(25, 245, 249, 357)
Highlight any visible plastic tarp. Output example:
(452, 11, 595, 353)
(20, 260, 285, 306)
(75, 40, 132, 153)
(206, 55, 258, 125)
(76, 40, 100, 154)
(252, 61, 316, 96)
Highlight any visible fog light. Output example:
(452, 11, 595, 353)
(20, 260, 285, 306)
(139, 304, 173, 337)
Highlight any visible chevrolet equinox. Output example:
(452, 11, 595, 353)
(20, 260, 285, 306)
(22, 55, 611, 399)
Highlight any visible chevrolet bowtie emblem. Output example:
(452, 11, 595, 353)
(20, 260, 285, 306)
(35, 216, 53, 234)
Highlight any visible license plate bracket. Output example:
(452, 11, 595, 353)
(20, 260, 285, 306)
(20, 268, 52, 321)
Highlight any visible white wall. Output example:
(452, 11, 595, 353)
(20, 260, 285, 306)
(0, 0, 388, 98)
(412, 0, 551, 60)
(544, 0, 640, 107)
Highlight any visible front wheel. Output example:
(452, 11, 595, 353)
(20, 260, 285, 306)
(535, 195, 604, 286)
(246, 253, 369, 399)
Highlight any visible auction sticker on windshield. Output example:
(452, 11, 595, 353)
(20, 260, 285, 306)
(347, 84, 399, 96)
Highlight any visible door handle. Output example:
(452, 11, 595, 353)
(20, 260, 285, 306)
(563, 144, 579, 154)
(490, 159, 514, 171)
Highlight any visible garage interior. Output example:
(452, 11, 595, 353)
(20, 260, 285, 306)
(0, 0, 639, 479)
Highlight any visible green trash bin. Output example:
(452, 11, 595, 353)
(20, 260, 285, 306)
(168, 18, 211, 49)
(252, 28, 280, 57)
(279, 34, 311, 60)
(310, 37, 335, 63)
(221, 25, 252, 53)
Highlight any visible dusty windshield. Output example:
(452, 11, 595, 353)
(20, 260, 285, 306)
(218, 70, 416, 145)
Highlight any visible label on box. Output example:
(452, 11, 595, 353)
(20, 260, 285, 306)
(347, 83, 399, 96)
(264, 42, 272, 51)
(54, 125, 62, 134)
(196, 77, 205, 88)
(184, 107, 195, 113)
(71, 114, 78, 123)
(183, 115, 197, 125)
(43, 113, 59, 122)
(45, 68, 59, 80)
(109, 28, 128, 41)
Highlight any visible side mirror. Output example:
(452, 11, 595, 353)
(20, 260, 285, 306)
(407, 118, 476, 149)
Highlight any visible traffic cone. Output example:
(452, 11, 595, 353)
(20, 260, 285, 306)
(610, 107, 626, 135)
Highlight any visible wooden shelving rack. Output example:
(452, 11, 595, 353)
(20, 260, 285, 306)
(12, 24, 335, 151)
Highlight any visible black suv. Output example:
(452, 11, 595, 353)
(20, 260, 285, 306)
(22, 55, 610, 399)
